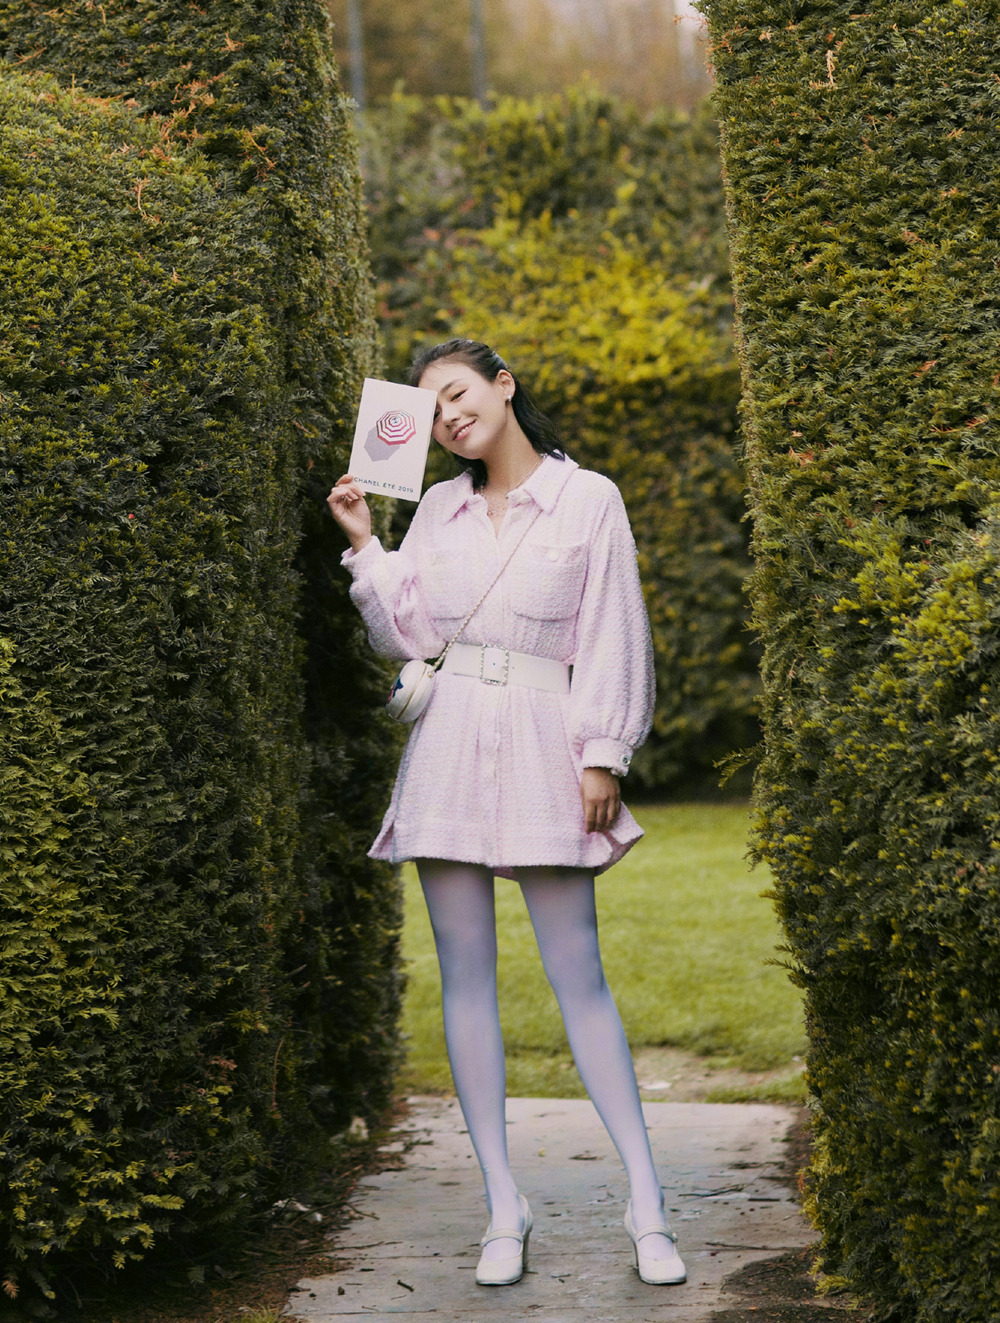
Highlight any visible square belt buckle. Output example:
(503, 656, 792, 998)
(480, 645, 510, 685)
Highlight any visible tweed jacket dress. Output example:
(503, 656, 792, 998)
(342, 454, 655, 878)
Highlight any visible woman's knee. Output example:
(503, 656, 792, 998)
(540, 937, 609, 1004)
(436, 928, 498, 992)
(416, 860, 499, 992)
(518, 870, 608, 1000)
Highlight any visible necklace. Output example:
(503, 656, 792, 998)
(484, 456, 543, 518)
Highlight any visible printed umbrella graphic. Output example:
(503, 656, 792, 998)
(366, 410, 418, 462)
(377, 411, 417, 446)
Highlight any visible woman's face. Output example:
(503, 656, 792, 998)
(419, 359, 514, 463)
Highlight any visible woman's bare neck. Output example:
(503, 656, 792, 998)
(481, 424, 539, 494)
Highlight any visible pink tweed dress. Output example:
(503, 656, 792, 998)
(341, 455, 655, 878)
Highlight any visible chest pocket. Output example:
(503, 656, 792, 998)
(420, 548, 481, 621)
(509, 542, 587, 621)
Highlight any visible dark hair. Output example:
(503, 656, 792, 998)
(408, 338, 565, 489)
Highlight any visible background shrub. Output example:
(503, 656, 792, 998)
(0, 0, 400, 1296)
(362, 87, 757, 790)
(326, 0, 709, 110)
(702, 3, 1000, 1318)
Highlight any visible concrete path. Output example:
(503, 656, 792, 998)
(288, 1096, 812, 1322)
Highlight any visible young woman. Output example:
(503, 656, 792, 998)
(327, 339, 685, 1288)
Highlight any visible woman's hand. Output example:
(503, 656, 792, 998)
(580, 767, 621, 833)
(327, 475, 372, 553)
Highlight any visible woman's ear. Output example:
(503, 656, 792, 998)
(496, 368, 515, 401)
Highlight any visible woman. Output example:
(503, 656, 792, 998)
(327, 339, 685, 1288)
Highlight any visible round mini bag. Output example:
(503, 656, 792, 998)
(385, 658, 437, 723)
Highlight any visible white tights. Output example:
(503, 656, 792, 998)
(416, 859, 673, 1263)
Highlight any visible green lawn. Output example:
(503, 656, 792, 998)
(399, 803, 807, 1102)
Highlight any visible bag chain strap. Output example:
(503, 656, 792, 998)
(431, 504, 545, 672)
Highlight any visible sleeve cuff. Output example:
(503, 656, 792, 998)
(340, 536, 384, 575)
(581, 737, 633, 778)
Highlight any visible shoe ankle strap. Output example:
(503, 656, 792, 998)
(632, 1221, 678, 1243)
(481, 1226, 526, 1247)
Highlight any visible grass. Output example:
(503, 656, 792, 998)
(399, 802, 807, 1102)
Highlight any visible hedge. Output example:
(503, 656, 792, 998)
(362, 88, 758, 790)
(702, 3, 1000, 1319)
(0, 0, 399, 1297)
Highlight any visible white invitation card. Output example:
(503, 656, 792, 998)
(347, 377, 437, 502)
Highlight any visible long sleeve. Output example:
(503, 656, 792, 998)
(567, 484, 655, 777)
(341, 517, 447, 663)
(350, 456, 650, 879)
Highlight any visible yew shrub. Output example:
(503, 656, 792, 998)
(702, 3, 1000, 1317)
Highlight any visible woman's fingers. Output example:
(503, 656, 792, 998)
(326, 477, 373, 554)
(328, 475, 358, 502)
(580, 769, 621, 833)
(327, 476, 365, 518)
(597, 788, 620, 832)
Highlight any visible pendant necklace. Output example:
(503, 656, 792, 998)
(484, 456, 543, 518)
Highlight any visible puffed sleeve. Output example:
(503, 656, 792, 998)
(340, 502, 447, 663)
(568, 483, 655, 777)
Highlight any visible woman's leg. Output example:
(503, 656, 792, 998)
(515, 866, 675, 1260)
(416, 859, 525, 1261)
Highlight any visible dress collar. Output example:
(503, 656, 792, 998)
(435, 453, 578, 523)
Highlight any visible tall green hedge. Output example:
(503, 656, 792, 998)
(702, 3, 1000, 1318)
(362, 88, 758, 790)
(0, 0, 399, 1297)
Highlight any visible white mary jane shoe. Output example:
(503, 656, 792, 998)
(624, 1199, 686, 1284)
(475, 1193, 533, 1286)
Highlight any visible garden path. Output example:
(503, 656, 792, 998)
(285, 1096, 813, 1322)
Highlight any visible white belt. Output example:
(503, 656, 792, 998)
(441, 642, 570, 694)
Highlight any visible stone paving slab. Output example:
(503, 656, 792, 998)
(287, 1096, 812, 1322)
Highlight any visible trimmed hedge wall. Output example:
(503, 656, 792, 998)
(702, 3, 1000, 1319)
(0, 0, 399, 1297)
(362, 89, 758, 790)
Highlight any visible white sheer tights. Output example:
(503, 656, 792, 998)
(416, 859, 674, 1264)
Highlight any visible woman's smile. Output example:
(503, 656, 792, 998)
(420, 359, 511, 457)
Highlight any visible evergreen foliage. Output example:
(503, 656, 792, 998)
(702, 3, 1000, 1317)
(0, 0, 399, 1296)
(362, 87, 757, 789)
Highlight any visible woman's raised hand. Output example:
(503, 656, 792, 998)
(327, 475, 372, 553)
